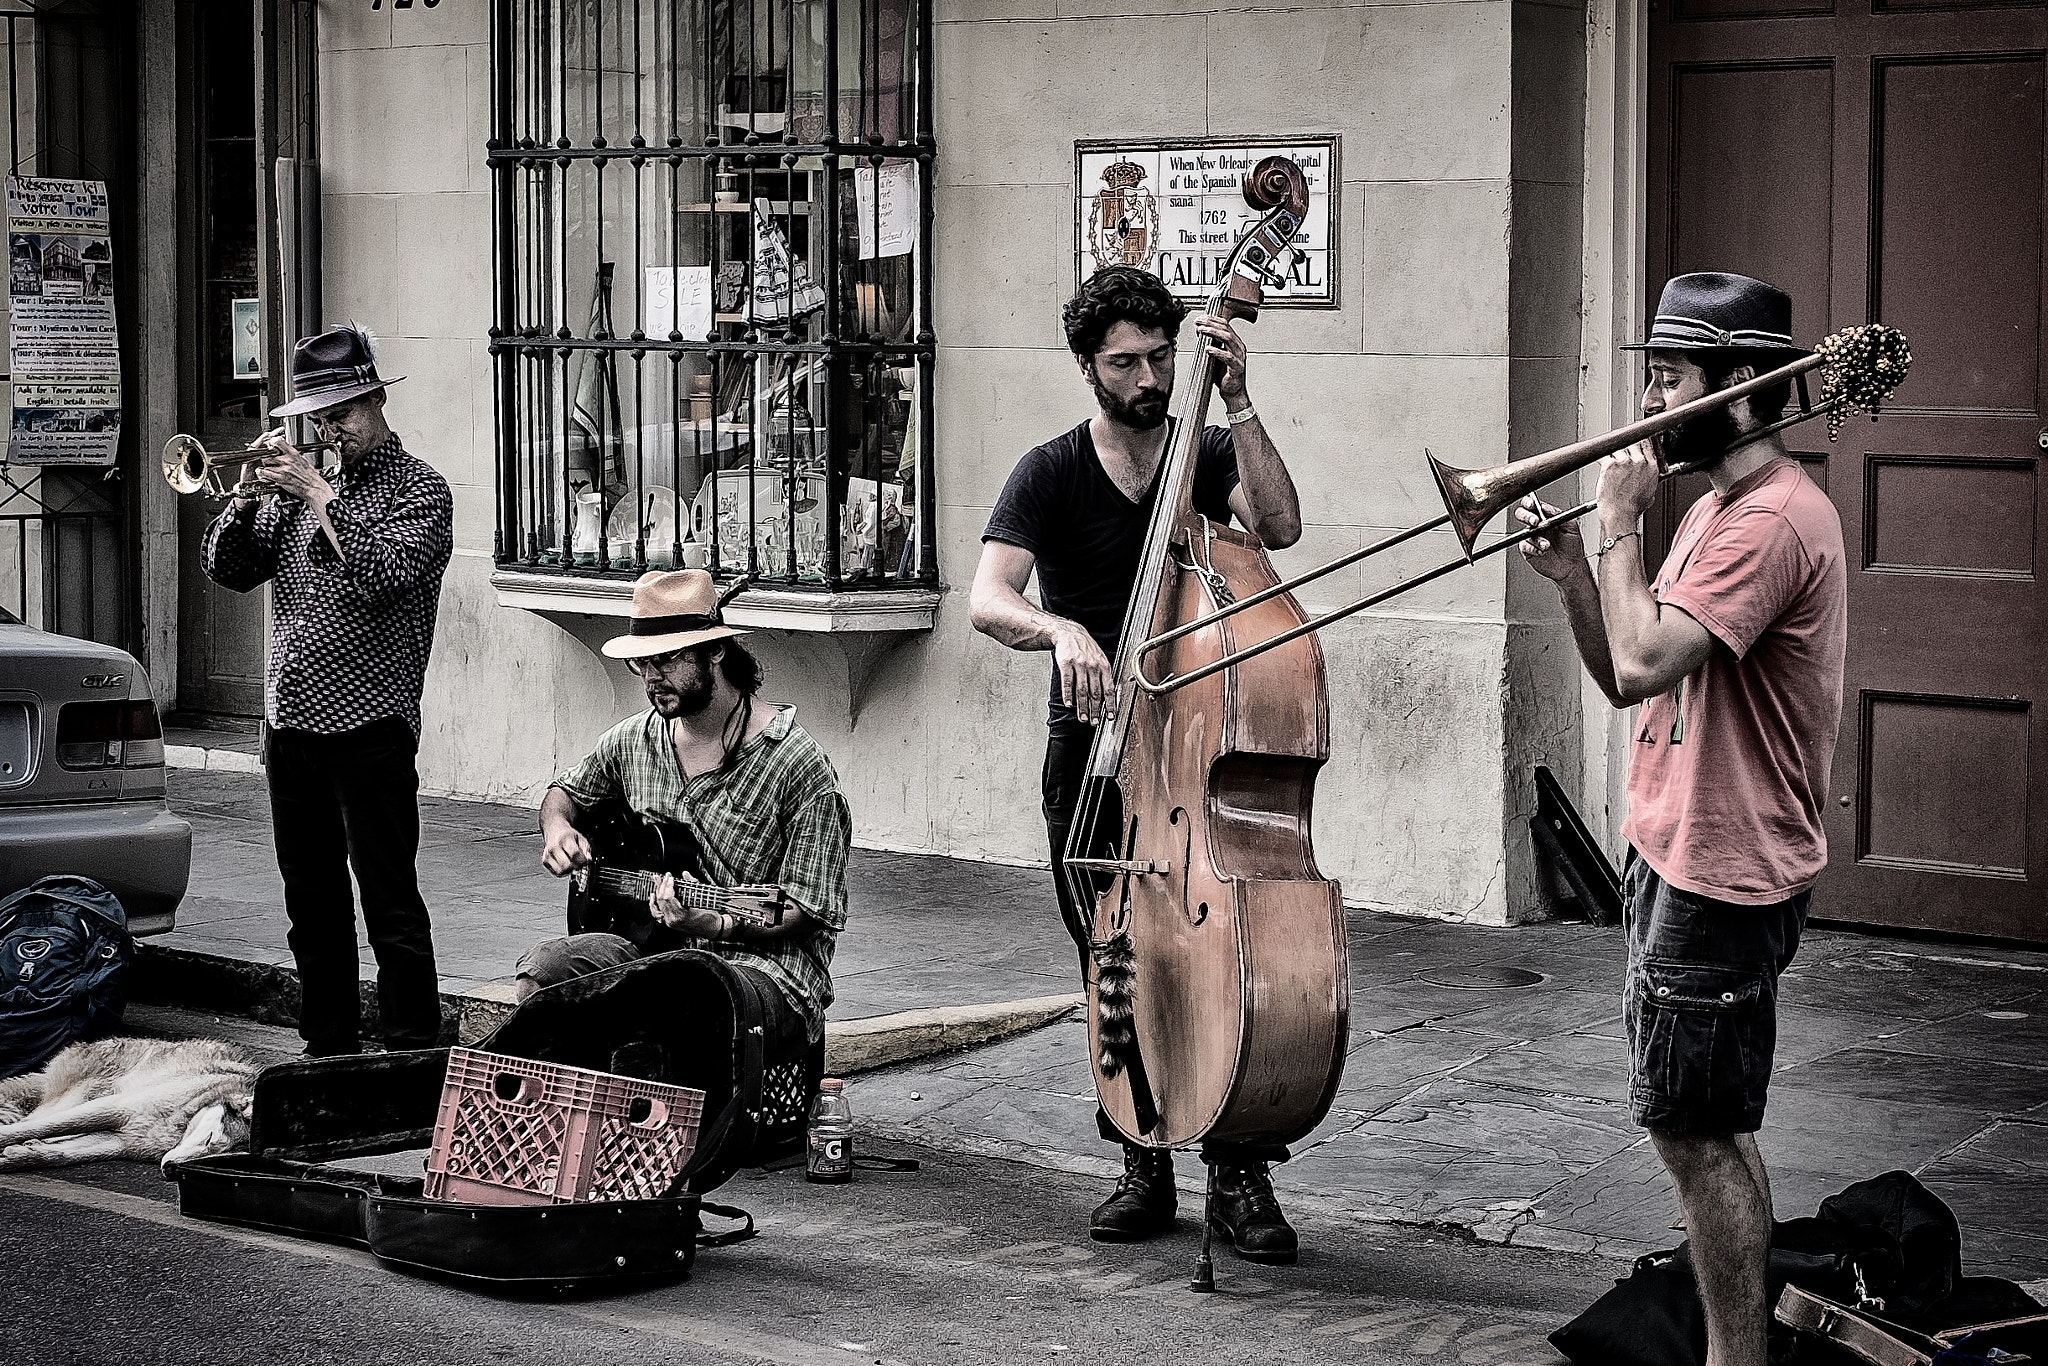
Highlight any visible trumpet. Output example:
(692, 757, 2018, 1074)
(1132, 323, 1914, 695)
(161, 433, 341, 498)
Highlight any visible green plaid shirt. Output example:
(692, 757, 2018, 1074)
(552, 704, 850, 1038)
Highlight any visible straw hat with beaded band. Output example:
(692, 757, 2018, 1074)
(600, 569, 752, 660)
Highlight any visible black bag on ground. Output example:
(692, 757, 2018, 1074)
(172, 952, 807, 1292)
(1550, 1172, 2038, 1366)
(477, 948, 823, 1192)
(0, 875, 132, 1079)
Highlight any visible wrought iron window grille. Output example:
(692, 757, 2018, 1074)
(487, 0, 936, 593)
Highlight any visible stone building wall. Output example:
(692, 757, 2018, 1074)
(310, 0, 1595, 925)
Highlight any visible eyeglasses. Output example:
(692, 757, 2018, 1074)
(624, 648, 687, 676)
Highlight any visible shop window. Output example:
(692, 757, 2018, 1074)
(489, 0, 933, 590)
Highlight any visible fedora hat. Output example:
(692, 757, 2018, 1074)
(600, 569, 750, 660)
(269, 323, 406, 418)
(1622, 272, 1805, 354)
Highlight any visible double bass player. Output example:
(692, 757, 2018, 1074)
(968, 265, 1311, 1263)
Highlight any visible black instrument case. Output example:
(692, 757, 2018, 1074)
(170, 951, 814, 1292)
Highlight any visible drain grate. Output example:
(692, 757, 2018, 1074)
(1418, 965, 1546, 990)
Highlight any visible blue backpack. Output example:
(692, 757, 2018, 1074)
(0, 875, 133, 1079)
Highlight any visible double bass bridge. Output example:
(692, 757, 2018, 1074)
(1064, 857, 1172, 877)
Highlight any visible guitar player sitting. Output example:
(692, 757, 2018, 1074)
(516, 569, 852, 1047)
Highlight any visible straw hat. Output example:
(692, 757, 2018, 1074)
(600, 569, 750, 660)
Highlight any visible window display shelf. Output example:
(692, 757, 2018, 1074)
(491, 571, 939, 724)
(491, 569, 937, 632)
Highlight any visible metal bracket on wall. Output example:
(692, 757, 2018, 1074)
(1531, 764, 1622, 925)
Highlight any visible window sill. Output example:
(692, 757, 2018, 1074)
(490, 568, 940, 633)
(490, 568, 940, 725)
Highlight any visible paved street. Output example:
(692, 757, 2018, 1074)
(1, 1012, 1598, 1366)
(142, 766, 2048, 1278)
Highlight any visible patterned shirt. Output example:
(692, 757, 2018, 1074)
(552, 704, 851, 1039)
(201, 435, 453, 737)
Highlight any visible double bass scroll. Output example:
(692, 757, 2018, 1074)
(1067, 156, 1350, 1154)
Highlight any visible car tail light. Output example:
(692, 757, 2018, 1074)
(122, 700, 164, 769)
(56, 699, 164, 770)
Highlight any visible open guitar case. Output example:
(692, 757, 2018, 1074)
(170, 950, 822, 1294)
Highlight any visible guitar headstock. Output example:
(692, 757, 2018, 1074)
(723, 885, 788, 928)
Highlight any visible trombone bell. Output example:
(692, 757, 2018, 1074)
(1427, 450, 1512, 563)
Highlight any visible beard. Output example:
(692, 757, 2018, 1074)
(1662, 401, 1745, 472)
(646, 654, 716, 718)
(1090, 371, 1171, 431)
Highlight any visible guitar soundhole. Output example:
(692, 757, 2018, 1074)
(1193, 901, 1209, 926)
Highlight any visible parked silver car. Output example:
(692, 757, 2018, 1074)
(0, 605, 191, 934)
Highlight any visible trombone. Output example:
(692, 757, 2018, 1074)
(161, 432, 340, 499)
(1133, 323, 1912, 695)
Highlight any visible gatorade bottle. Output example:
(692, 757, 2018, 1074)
(806, 1078, 853, 1183)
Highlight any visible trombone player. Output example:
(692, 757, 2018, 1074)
(1517, 273, 1848, 1366)
(200, 324, 454, 1057)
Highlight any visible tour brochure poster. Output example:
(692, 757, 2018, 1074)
(7, 176, 119, 466)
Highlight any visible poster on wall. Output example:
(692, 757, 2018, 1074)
(6, 176, 120, 466)
(1074, 137, 1338, 308)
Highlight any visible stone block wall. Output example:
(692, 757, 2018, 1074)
(311, 0, 1595, 924)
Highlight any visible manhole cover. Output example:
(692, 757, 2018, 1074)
(1418, 965, 1546, 990)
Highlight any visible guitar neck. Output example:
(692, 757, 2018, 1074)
(589, 866, 779, 926)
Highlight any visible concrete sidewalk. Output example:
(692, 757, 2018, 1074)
(146, 767, 2048, 1281)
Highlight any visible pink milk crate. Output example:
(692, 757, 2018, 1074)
(422, 1048, 706, 1206)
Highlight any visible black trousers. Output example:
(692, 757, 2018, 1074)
(265, 717, 442, 1050)
(1042, 730, 1287, 1167)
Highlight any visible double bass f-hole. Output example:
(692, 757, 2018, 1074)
(1169, 808, 1205, 925)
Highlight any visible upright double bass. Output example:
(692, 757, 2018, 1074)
(1066, 157, 1349, 1162)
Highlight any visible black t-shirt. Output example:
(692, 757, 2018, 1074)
(982, 420, 1241, 735)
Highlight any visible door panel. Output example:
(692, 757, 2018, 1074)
(173, 0, 266, 719)
(1859, 692, 2029, 878)
(1648, 3, 2048, 941)
(1873, 57, 2041, 415)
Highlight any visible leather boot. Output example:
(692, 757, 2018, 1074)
(1207, 1161, 1298, 1264)
(1090, 1144, 1176, 1241)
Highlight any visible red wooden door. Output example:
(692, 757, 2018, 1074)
(1648, 3, 2048, 940)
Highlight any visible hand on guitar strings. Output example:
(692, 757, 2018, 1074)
(540, 821, 596, 876)
(650, 870, 724, 939)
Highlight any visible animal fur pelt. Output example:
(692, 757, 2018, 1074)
(1092, 931, 1138, 1078)
(0, 1037, 257, 1173)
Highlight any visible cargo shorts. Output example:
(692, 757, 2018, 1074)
(1622, 852, 1807, 1135)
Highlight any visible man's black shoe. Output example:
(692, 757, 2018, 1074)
(1207, 1161, 1298, 1264)
(1090, 1143, 1176, 1241)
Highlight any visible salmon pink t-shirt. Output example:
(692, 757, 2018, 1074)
(1621, 458, 1848, 905)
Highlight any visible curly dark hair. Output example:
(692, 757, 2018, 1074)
(1062, 266, 1187, 359)
(694, 637, 762, 697)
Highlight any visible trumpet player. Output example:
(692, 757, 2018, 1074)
(200, 323, 453, 1058)
(1518, 273, 1847, 1366)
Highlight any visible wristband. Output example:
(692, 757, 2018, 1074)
(1597, 529, 1640, 557)
(1226, 405, 1259, 426)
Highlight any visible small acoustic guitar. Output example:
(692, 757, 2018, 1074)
(567, 798, 787, 949)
